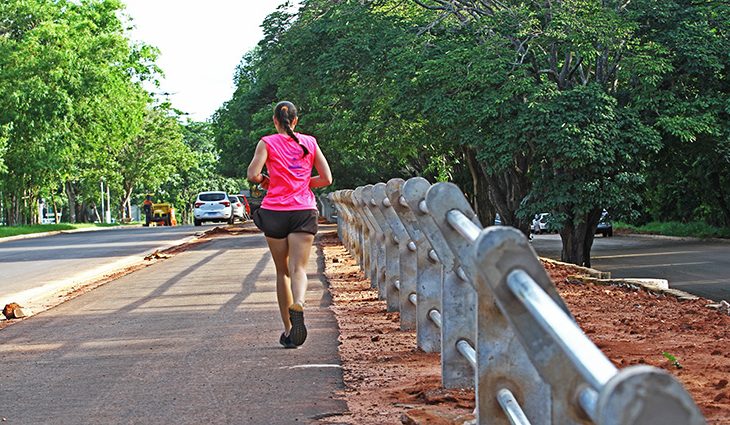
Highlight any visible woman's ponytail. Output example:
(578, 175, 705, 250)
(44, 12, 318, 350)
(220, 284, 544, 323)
(275, 101, 309, 157)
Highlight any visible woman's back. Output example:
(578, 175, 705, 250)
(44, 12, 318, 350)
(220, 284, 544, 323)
(260, 132, 318, 211)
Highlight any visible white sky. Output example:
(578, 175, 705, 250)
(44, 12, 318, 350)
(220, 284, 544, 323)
(122, 1, 290, 121)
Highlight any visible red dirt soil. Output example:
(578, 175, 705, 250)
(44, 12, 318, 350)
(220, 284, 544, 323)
(316, 231, 730, 425)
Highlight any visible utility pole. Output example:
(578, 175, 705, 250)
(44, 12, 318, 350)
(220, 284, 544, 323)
(100, 179, 105, 224)
(106, 182, 111, 224)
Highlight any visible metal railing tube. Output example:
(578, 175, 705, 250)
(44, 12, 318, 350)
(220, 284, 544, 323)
(409, 293, 417, 306)
(506, 269, 617, 390)
(456, 339, 477, 370)
(446, 209, 481, 243)
(428, 309, 442, 329)
(497, 389, 532, 425)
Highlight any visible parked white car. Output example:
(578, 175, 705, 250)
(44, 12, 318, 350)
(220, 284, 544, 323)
(193, 191, 233, 226)
(228, 195, 248, 222)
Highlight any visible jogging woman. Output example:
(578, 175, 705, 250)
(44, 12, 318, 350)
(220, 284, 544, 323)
(247, 101, 333, 348)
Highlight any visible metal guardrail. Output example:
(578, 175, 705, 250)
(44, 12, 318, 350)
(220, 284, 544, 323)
(328, 178, 706, 425)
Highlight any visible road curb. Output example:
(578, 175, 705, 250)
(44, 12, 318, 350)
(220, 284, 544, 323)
(540, 257, 702, 301)
(540, 257, 609, 279)
(617, 232, 730, 244)
(0, 224, 143, 244)
(0, 226, 222, 320)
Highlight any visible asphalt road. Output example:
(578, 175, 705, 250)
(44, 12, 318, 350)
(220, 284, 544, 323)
(0, 226, 206, 308)
(531, 233, 730, 302)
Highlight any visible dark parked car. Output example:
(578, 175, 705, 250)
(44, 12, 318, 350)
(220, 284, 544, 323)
(596, 210, 613, 237)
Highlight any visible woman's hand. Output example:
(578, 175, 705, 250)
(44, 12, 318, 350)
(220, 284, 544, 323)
(260, 174, 270, 190)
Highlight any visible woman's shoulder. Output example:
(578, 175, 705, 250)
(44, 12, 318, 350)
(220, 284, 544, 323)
(295, 133, 318, 145)
(261, 133, 285, 143)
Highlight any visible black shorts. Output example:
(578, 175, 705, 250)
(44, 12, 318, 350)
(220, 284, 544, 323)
(252, 208, 319, 239)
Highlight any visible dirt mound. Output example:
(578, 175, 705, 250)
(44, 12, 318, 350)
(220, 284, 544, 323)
(317, 231, 730, 424)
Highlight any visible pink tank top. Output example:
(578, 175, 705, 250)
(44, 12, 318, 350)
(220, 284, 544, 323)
(260, 133, 318, 211)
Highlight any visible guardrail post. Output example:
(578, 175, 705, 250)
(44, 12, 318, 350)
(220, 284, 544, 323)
(399, 178, 442, 352)
(345, 190, 360, 261)
(319, 194, 331, 223)
(471, 227, 599, 423)
(473, 227, 705, 424)
(331, 191, 349, 254)
(361, 185, 390, 301)
(402, 177, 472, 388)
(383, 178, 418, 330)
(421, 183, 480, 391)
(370, 183, 400, 312)
(354, 186, 379, 285)
(348, 189, 368, 274)
(426, 187, 552, 425)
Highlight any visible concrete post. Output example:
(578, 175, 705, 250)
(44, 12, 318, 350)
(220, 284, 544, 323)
(370, 183, 399, 312)
(399, 178, 442, 352)
(401, 177, 472, 388)
(383, 179, 418, 330)
(354, 186, 379, 284)
(471, 226, 585, 424)
(361, 185, 388, 299)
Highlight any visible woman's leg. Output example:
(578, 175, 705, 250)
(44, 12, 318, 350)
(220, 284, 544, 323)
(266, 236, 293, 332)
(287, 232, 315, 306)
(286, 232, 314, 346)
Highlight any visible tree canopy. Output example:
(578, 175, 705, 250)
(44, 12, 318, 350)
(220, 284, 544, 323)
(213, 0, 729, 266)
(0, 0, 233, 225)
(2, 0, 727, 268)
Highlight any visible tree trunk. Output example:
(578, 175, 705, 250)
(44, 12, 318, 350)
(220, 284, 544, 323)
(559, 208, 601, 267)
(51, 193, 60, 224)
(92, 203, 101, 223)
(709, 172, 730, 227)
(483, 154, 532, 236)
(65, 181, 77, 224)
(463, 146, 494, 224)
(35, 196, 42, 225)
(120, 184, 134, 222)
(8, 192, 20, 226)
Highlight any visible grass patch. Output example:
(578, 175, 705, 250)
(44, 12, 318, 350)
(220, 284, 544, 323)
(615, 221, 730, 239)
(0, 223, 132, 239)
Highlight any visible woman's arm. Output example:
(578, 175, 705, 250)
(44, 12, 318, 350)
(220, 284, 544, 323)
(310, 146, 333, 188)
(247, 140, 269, 186)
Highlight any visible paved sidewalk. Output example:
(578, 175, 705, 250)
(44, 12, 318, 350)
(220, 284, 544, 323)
(0, 229, 347, 424)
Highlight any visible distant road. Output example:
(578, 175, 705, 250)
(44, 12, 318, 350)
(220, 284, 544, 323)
(531, 233, 730, 302)
(0, 226, 205, 307)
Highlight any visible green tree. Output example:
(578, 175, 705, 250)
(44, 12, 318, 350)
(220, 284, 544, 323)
(412, 0, 665, 266)
(161, 121, 242, 224)
(115, 105, 193, 220)
(213, 1, 432, 190)
(631, 0, 730, 227)
(0, 0, 157, 225)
